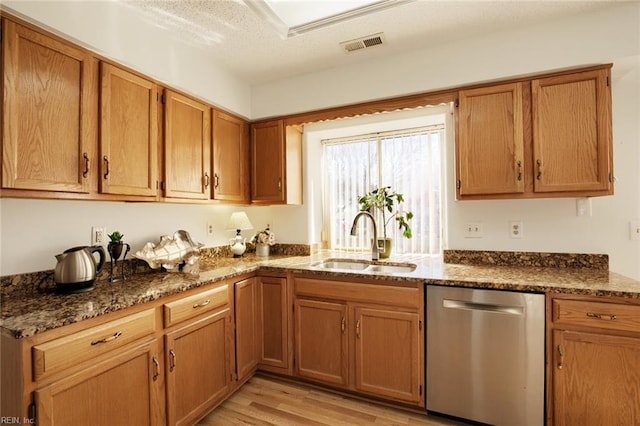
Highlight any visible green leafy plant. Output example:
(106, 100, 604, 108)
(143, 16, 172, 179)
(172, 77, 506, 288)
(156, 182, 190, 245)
(108, 231, 124, 242)
(358, 186, 413, 240)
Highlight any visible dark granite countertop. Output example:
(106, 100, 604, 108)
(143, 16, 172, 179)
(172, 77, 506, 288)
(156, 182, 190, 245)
(2, 250, 639, 338)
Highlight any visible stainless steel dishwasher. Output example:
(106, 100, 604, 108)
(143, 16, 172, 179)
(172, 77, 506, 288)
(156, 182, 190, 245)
(426, 285, 545, 425)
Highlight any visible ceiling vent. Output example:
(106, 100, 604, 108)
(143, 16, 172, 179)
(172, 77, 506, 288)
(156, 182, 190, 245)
(340, 33, 386, 54)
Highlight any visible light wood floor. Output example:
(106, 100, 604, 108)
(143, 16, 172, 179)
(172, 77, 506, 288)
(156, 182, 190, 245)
(198, 375, 470, 425)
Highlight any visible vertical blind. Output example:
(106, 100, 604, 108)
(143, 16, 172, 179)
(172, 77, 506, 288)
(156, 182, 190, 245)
(323, 124, 443, 255)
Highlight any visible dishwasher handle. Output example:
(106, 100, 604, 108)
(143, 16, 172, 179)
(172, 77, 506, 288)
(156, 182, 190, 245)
(443, 299, 524, 315)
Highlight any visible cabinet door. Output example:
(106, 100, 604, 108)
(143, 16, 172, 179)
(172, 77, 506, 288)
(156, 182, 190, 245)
(457, 82, 524, 196)
(2, 21, 95, 193)
(165, 309, 231, 426)
(532, 69, 612, 193)
(164, 89, 211, 199)
(251, 120, 285, 204)
(354, 307, 422, 404)
(553, 330, 640, 425)
(212, 110, 249, 202)
(234, 278, 259, 382)
(99, 62, 158, 197)
(294, 299, 348, 387)
(35, 339, 163, 426)
(258, 276, 289, 371)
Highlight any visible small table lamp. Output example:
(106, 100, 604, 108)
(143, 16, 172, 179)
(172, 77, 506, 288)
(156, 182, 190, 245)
(226, 212, 253, 257)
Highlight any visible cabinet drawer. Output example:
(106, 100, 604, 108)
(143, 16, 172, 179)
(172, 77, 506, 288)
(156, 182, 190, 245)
(294, 277, 420, 309)
(33, 308, 156, 381)
(164, 284, 228, 327)
(552, 299, 640, 333)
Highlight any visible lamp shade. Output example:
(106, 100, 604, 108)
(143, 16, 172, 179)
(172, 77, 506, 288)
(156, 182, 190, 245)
(226, 212, 254, 231)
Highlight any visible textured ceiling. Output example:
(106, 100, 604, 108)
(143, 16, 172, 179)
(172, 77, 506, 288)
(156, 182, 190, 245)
(118, 0, 625, 85)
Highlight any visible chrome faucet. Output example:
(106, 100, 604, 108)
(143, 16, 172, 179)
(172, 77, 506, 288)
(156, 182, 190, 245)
(350, 211, 379, 260)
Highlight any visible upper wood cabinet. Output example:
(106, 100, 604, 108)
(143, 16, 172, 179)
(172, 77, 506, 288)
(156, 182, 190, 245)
(456, 65, 613, 200)
(163, 89, 211, 200)
(212, 110, 249, 203)
(250, 119, 302, 205)
(99, 62, 158, 197)
(457, 82, 525, 196)
(1, 20, 97, 194)
(532, 69, 612, 194)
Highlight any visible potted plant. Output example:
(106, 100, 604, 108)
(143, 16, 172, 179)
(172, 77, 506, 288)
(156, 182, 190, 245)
(107, 231, 126, 260)
(357, 186, 413, 258)
(251, 226, 276, 257)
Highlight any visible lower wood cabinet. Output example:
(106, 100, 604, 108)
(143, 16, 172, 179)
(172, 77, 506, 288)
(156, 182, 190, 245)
(35, 338, 163, 426)
(257, 275, 290, 373)
(234, 277, 259, 383)
(354, 307, 421, 403)
(549, 295, 640, 425)
(164, 309, 231, 426)
(295, 298, 348, 386)
(293, 276, 424, 407)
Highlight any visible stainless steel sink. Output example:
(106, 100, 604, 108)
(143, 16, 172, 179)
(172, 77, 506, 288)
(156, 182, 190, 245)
(315, 260, 369, 271)
(313, 259, 416, 274)
(365, 264, 416, 273)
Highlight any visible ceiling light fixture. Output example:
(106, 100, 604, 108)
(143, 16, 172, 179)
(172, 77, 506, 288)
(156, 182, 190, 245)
(244, 0, 415, 38)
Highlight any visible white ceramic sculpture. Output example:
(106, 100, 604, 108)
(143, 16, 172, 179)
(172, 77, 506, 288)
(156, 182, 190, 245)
(134, 230, 203, 270)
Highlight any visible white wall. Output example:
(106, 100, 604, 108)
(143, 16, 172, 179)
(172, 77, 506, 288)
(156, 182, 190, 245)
(1, 1, 252, 118)
(251, 4, 640, 280)
(1, 3, 638, 280)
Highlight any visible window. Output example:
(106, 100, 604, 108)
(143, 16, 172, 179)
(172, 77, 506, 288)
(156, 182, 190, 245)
(322, 124, 443, 255)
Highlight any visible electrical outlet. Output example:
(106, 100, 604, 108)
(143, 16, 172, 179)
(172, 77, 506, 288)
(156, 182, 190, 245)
(576, 198, 592, 217)
(207, 222, 214, 236)
(91, 226, 106, 245)
(509, 221, 523, 239)
(464, 222, 483, 238)
(630, 221, 640, 241)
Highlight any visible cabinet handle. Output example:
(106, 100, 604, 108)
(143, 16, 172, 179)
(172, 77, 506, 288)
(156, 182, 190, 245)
(341, 317, 346, 334)
(83, 152, 90, 178)
(152, 355, 160, 381)
(204, 172, 210, 188)
(277, 178, 282, 192)
(516, 160, 522, 181)
(169, 349, 176, 372)
(586, 312, 617, 321)
(193, 299, 211, 309)
(214, 173, 220, 189)
(557, 344, 564, 369)
(356, 319, 361, 339)
(103, 155, 110, 179)
(536, 159, 542, 180)
(91, 331, 122, 346)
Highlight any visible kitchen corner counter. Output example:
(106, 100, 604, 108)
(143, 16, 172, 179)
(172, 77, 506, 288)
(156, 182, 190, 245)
(2, 251, 639, 338)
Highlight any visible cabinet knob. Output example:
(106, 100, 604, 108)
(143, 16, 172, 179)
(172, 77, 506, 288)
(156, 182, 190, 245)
(586, 312, 617, 321)
(103, 156, 110, 180)
(83, 153, 90, 178)
(169, 348, 176, 372)
(193, 299, 211, 309)
(557, 344, 564, 369)
(90, 331, 122, 346)
(152, 355, 160, 381)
